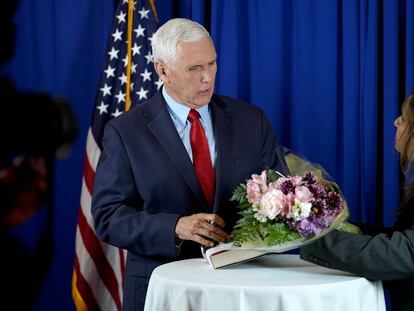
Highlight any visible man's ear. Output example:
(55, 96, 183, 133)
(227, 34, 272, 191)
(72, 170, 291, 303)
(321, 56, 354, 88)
(154, 61, 169, 83)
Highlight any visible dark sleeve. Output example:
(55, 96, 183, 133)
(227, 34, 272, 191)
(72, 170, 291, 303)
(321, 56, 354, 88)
(356, 222, 394, 235)
(300, 225, 414, 280)
(91, 124, 180, 258)
(260, 111, 289, 176)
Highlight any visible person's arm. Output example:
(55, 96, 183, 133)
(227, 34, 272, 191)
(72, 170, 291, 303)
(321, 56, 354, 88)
(356, 222, 394, 235)
(91, 124, 228, 257)
(300, 225, 414, 280)
(91, 124, 180, 258)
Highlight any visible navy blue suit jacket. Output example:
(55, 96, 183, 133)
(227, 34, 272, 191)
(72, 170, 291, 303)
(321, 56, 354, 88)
(92, 90, 288, 310)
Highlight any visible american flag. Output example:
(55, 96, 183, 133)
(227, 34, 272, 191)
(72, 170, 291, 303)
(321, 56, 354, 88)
(72, 0, 160, 310)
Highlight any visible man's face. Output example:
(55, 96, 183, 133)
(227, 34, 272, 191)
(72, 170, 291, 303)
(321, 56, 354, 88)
(156, 37, 217, 108)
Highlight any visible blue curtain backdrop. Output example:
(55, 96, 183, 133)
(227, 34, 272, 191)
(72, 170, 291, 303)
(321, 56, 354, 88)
(1, 0, 413, 310)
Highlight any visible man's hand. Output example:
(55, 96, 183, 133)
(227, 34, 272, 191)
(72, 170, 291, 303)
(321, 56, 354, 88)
(175, 213, 230, 247)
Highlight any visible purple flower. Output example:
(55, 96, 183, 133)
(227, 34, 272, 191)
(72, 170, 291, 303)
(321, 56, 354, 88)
(235, 168, 347, 246)
(295, 214, 334, 237)
(326, 192, 343, 210)
(302, 172, 317, 185)
(311, 199, 327, 215)
(279, 180, 295, 194)
(295, 218, 323, 237)
(308, 184, 327, 199)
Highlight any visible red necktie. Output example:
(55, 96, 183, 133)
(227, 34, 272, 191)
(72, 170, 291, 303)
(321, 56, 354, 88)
(187, 109, 215, 207)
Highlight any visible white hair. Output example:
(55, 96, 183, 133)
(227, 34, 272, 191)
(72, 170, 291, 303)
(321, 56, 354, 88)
(152, 18, 211, 65)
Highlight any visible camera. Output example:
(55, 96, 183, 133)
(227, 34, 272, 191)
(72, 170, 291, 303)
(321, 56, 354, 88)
(0, 77, 79, 169)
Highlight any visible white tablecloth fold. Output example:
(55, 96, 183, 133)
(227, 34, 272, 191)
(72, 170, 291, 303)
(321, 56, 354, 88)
(144, 254, 385, 311)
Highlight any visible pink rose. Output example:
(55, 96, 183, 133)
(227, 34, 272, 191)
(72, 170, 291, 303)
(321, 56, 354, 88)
(273, 177, 287, 189)
(246, 180, 263, 204)
(246, 170, 269, 204)
(251, 170, 268, 193)
(257, 189, 296, 220)
(280, 192, 295, 218)
(291, 176, 303, 186)
(294, 186, 314, 203)
(259, 189, 285, 220)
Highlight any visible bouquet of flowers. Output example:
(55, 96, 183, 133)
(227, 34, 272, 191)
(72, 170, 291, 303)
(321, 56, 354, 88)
(228, 146, 356, 251)
(202, 150, 358, 268)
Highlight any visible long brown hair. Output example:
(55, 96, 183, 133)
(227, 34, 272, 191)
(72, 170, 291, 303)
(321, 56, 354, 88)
(396, 92, 414, 217)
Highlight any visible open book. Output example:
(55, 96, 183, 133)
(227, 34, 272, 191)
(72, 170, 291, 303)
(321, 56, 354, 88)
(201, 243, 269, 269)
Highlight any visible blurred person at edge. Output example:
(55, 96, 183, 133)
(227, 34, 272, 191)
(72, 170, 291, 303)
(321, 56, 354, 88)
(301, 92, 414, 311)
(91, 18, 288, 311)
(0, 0, 78, 227)
(0, 81, 78, 310)
(0, 89, 78, 309)
(0, 2, 78, 307)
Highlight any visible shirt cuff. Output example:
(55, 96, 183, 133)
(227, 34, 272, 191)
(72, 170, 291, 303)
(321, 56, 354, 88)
(175, 236, 184, 256)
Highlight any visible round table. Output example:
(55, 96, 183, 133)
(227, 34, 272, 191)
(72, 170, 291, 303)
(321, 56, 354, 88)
(144, 254, 385, 311)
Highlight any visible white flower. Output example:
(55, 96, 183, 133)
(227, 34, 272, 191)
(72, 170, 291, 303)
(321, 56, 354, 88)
(258, 189, 285, 220)
(299, 202, 312, 217)
(292, 202, 312, 220)
(254, 212, 268, 223)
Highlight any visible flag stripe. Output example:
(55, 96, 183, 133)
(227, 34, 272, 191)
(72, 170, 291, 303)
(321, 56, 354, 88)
(78, 208, 122, 310)
(86, 129, 101, 171)
(80, 158, 122, 293)
(83, 155, 96, 195)
(73, 255, 100, 310)
(75, 226, 117, 311)
(73, 1, 159, 309)
(118, 248, 126, 288)
(80, 181, 98, 238)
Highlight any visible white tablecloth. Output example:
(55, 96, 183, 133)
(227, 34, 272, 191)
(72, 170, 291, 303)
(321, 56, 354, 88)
(144, 254, 385, 311)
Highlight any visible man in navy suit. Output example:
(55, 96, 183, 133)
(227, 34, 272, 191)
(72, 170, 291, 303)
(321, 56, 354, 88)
(92, 18, 288, 311)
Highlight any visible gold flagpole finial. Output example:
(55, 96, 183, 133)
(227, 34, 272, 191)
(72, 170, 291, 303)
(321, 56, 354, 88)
(149, 0, 158, 23)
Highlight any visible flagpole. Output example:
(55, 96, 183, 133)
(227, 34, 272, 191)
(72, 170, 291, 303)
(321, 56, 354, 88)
(149, 0, 158, 23)
(73, 1, 160, 308)
(125, 0, 134, 112)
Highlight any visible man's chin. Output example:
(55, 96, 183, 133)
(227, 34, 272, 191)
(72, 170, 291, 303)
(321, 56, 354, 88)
(201, 92, 214, 103)
(190, 95, 211, 107)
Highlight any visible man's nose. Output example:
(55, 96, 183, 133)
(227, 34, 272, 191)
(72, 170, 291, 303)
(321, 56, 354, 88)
(201, 70, 212, 83)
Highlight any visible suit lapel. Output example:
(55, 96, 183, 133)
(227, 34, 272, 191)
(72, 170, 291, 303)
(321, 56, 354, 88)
(143, 92, 208, 209)
(211, 95, 233, 214)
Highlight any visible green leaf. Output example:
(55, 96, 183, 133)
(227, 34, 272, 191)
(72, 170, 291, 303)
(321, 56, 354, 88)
(267, 169, 283, 183)
(232, 213, 264, 244)
(237, 201, 251, 210)
(264, 222, 301, 245)
(230, 184, 247, 204)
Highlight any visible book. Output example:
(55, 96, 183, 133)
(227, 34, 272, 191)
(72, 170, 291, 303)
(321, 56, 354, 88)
(201, 243, 269, 269)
